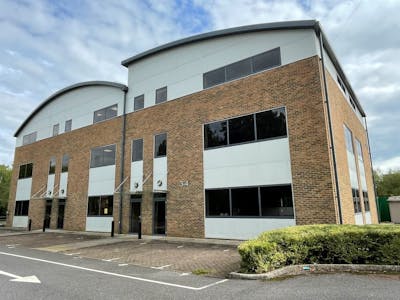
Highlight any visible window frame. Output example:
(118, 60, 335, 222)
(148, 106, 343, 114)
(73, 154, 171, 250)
(61, 154, 69, 173)
(65, 119, 72, 132)
(90, 144, 117, 168)
(154, 133, 167, 158)
(49, 157, 56, 175)
(22, 132, 37, 145)
(87, 195, 114, 216)
(132, 138, 144, 162)
(134, 94, 145, 111)
(18, 163, 33, 179)
(14, 200, 29, 216)
(93, 104, 118, 124)
(155, 86, 167, 104)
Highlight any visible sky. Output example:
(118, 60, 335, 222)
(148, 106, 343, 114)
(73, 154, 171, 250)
(0, 0, 399, 172)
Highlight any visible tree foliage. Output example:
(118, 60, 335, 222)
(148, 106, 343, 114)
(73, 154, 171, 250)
(374, 169, 400, 197)
(0, 165, 12, 215)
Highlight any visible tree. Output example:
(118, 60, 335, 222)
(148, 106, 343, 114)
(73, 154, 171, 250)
(0, 165, 12, 215)
(374, 169, 400, 197)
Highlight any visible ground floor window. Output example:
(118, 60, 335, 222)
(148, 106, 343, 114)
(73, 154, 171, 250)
(363, 191, 370, 212)
(206, 185, 293, 217)
(14, 200, 29, 216)
(87, 196, 113, 216)
(352, 188, 361, 213)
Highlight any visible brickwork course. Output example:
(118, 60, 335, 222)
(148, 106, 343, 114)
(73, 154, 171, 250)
(7, 55, 378, 237)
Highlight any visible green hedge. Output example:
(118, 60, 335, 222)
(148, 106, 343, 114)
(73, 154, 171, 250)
(238, 225, 400, 273)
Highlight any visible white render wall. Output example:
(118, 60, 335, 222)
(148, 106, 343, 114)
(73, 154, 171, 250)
(59, 172, 68, 198)
(88, 165, 116, 196)
(12, 216, 29, 228)
(46, 174, 55, 198)
(16, 86, 125, 146)
(86, 217, 113, 232)
(15, 178, 32, 200)
(126, 29, 318, 111)
(130, 161, 143, 193)
(153, 157, 167, 191)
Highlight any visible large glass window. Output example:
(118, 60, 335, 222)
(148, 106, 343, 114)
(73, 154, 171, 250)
(18, 163, 33, 179)
(356, 139, 363, 161)
(134, 94, 144, 111)
(206, 189, 230, 216)
(260, 185, 293, 217)
(90, 144, 116, 168)
(62, 155, 69, 173)
(22, 132, 37, 145)
(226, 58, 252, 81)
(231, 187, 259, 216)
(87, 196, 113, 216)
(256, 107, 287, 140)
(65, 119, 72, 132)
(344, 125, 354, 153)
(132, 139, 143, 162)
(204, 120, 227, 148)
(93, 104, 118, 123)
(252, 48, 281, 73)
(49, 157, 56, 174)
(155, 87, 167, 104)
(14, 200, 29, 216)
(203, 67, 225, 89)
(154, 133, 167, 158)
(352, 188, 361, 213)
(228, 115, 255, 144)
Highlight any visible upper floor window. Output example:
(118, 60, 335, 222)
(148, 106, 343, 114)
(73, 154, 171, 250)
(344, 125, 354, 153)
(93, 104, 118, 124)
(132, 139, 143, 162)
(65, 119, 72, 132)
(355, 139, 363, 161)
(53, 124, 59, 136)
(203, 48, 281, 89)
(204, 107, 287, 149)
(22, 132, 37, 145)
(62, 154, 69, 173)
(337, 75, 347, 94)
(90, 144, 116, 168)
(134, 94, 144, 111)
(155, 86, 167, 104)
(18, 163, 33, 179)
(352, 188, 361, 213)
(49, 157, 56, 174)
(154, 133, 167, 158)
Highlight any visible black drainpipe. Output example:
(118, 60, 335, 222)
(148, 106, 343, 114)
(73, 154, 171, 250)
(119, 86, 128, 234)
(317, 25, 343, 224)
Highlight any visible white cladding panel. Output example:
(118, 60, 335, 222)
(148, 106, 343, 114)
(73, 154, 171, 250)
(365, 212, 372, 224)
(88, 165, 116, 196)
(15, 178, 32, 200)
(59, 172, 68, 197)
(205, 218, 295, 240)
(204, 138, 291, 189)
(130, 161, 144, 192)
(153, 157, 167, 191)
(126, 30, 317, 112)
(46, 174, 55, 197)
(355, 212, 364, 225)
(12, 216, 29, 228)
(16, 86, 125, 146)
(86, 217, 113, 232)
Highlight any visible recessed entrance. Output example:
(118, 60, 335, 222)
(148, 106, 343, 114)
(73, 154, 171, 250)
(57, 199, 66, 229)
(130, 195, 141, 233)
(44, 199, 52, 228)
(153, 193, 166, 235)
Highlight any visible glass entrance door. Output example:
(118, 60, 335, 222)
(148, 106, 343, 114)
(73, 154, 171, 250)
(130, 202, 141, 233)
(44, 199, 52, 228)
(57, 200, 65, 229)
(153, 194, 166, 235)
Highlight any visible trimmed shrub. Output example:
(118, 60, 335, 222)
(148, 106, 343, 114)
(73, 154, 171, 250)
(238, 225, 400, 273)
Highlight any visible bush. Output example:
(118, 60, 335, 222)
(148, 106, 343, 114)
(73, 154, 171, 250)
(238, 224, 400, 273)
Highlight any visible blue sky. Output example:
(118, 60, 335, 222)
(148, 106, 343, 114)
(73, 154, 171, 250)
(0, 0, 399, 172)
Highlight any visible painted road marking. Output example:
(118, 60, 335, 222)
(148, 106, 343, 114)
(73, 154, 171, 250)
(177, 245, 184, 248)
(223, 249, 230, 252)
(0, 251, 228, 291)
(179, 273, 190, 276)
(0, 270, 41, 284)
(65, 252, 80, 256)
(140, 242, 147, 245)
(118, 264, 128, 267)
(102, 257, 121, 262)
(151, 264, 172, 270)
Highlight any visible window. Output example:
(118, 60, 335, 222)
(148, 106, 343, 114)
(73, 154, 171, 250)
(154, 133, 167, 158)
(231, 187, 259, 216)
(256, 107, 287, 140)
(134, 94, 144, 111)
(344, 125, 354, 153)
(363, 191, 370, 212)
(229, 115, 255, 144)
(87, 196, 113, 216)
(205, 185, 293, 218)
(49, 157, 56, 174)
(261, 185, 293, 217)
(204, 120, 227, 148)
(337, 75, 346, 94)
(53, 124, 59, 136)
(206, 189, 230, 216)
(352, 188, 361, 213)
(93, 104, 118, 123)
(132, 139, 143, 162)
(226, 58, 252, 81)
(62, 155, 69, 173)
(14, 200, 29, 216)
(155, 87, 167, 104)
(90, 144, 116, 168)
(22, 132, 37, 145)
(18, 163, 33, 179)
(203, 48, 281, 89)
(65, 119, 72, 132)
(204, 107, 287, 150)
(356, 139, 363, 161)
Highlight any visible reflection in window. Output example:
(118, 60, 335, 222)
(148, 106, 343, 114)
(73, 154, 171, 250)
(87, 196, 113, 216)
(90, 144, 116, 168)
(93, 104, 118, 123)
(154, 133, 167, 158)
(256, 107, 287, 140)
(132, 139, 143, 162)
(204, 121, 227, 148)
(229, 115, 255, 144)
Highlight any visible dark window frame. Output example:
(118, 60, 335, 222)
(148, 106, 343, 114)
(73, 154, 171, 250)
(18, 163, 33, 179)
(87, 195, 114, 216)
(90, 144, 117, 168)
(132, 139, 144, 162)
(22, 132, 37, 145)
(14, 200, 29, 216)
(49, 157, 56, 175)
(53, 124, 59, 137)
(61, 154, 69, 173)
(65, 119, 72, 132)
(93, 104, 118, 124)
(155, 86, 167, 104)
(134, 94, 145, 111)
(154, 133, 167, 158)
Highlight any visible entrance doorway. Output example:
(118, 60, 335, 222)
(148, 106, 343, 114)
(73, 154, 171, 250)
(57, 199, 66, 229)
(130, 195, 141, 233)
(44, 199, 52, 228)
(153, 193, 166, 235)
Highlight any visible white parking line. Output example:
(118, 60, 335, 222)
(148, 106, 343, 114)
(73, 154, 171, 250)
(102, 257, 121, 262)
(118, 263, 128, 267)
(177, 245, 184, 248)
(65, 252, 80, 256)
(0, 251, 228, 291)
(151, 264, 172, 270)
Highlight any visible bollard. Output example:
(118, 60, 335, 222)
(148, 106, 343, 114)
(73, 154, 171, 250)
(42, 219, 46, 232)
(28, 219, 32, 231)
(138, 217, 142, 239)
(111, 220, 114, 237)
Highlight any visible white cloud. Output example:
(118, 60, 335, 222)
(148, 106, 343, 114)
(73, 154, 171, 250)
(375, 156, 400, 173)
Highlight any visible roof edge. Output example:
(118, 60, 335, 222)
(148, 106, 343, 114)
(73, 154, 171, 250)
(14, 81, 128, 137)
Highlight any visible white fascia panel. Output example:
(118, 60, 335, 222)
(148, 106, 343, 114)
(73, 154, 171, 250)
(130, 161, 144, 192)
(205, 218, 295, 240)
(354, 212, 364, 225)
(59, 172, 68, 198)
(46, 174, 55, 198)
(88, 165, 116, 196)
(15, 178, 32, 200)
(153, 157, 167, 191)
(204, 138, 291, 189)
(365, 212, 372, 224)
(86, 217, 113, 232)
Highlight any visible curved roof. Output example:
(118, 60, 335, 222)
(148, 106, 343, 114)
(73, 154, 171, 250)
(121, 20, 365, 117)
(15, 81, 128, 137)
